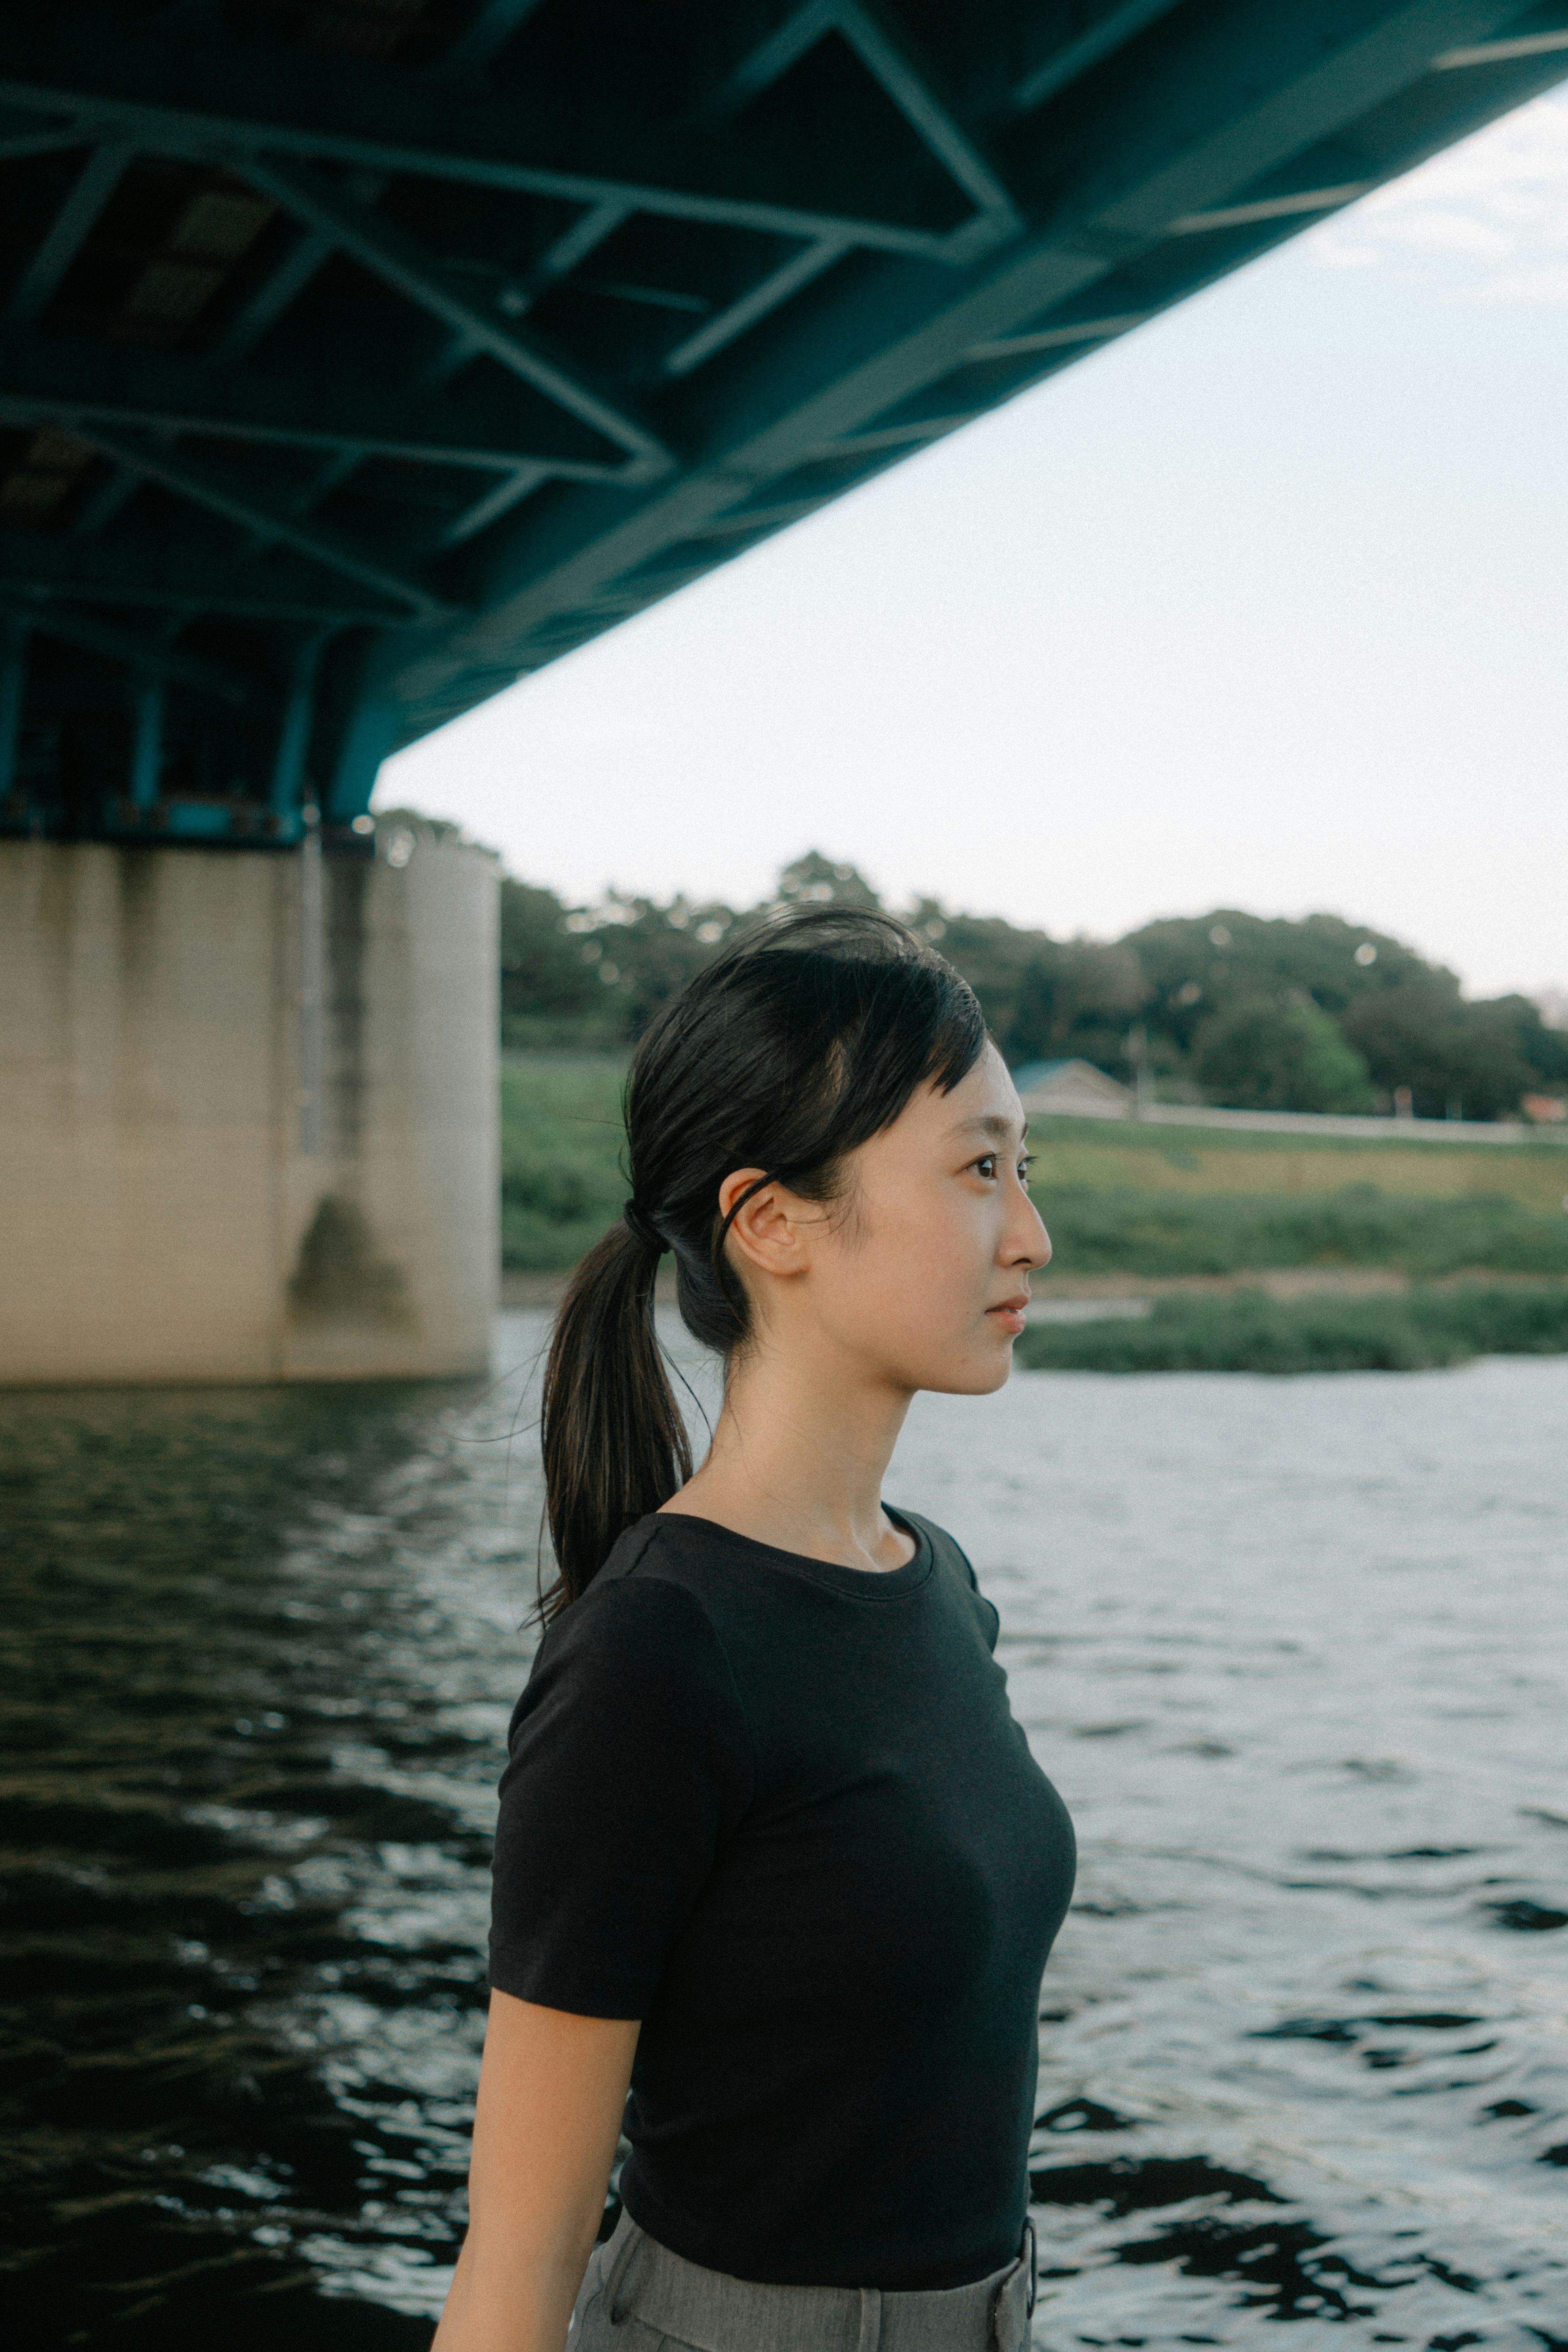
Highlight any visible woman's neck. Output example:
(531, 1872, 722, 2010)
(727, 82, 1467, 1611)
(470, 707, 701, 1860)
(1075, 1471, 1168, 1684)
(660, 1333, 915, 1573)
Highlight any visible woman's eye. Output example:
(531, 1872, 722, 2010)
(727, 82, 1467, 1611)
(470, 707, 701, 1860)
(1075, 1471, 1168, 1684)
(973, 1154, 998, 1180)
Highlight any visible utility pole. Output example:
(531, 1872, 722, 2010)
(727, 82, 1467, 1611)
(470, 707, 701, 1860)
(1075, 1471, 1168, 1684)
(1126, 1022, 1153, 1118)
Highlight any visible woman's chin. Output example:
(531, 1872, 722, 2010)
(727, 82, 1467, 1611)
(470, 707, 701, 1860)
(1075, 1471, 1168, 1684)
(916, 1342, 1017, 1398)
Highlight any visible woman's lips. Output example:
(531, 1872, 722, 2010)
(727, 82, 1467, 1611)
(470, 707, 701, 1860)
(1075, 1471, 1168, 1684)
(987, 1298, 1028, 1336)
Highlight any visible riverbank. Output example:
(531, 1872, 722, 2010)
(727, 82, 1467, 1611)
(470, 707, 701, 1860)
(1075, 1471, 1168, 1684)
(1025, 1109, 1568, 1208)
(504, 1268, 1568, 1370)
(1016, 1280, 1568, 1373)
(499, 1056, 1568, 1366)
(500, 1263, 1568, 1311)
(501, 1056, 1568, 1271)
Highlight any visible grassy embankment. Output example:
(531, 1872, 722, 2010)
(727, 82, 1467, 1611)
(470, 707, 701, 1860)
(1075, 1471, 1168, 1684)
(500, 1057, 631, 1273)
(1014, 1284, 1568, 1373)
(501, 1056, 1568, 1368)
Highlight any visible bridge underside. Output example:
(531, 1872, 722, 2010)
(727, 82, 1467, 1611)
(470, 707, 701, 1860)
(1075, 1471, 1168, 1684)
(0, 0, 1565, 849)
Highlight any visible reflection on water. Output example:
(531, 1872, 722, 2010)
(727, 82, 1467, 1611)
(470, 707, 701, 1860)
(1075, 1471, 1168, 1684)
(0, 1364, 536, 2350)
(899, 1361, 1568, 2349)
(1, 1319, 1564, 2348)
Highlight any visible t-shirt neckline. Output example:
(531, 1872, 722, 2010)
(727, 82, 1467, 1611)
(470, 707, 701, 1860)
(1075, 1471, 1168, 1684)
(649, 1508, 934, 1602)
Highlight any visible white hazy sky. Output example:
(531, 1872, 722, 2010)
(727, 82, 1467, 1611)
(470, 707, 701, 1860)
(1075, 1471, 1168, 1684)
(382, 87, 1568, 1001)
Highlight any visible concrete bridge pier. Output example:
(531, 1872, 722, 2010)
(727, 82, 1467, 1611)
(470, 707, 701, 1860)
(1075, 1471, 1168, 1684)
(0, 832, 497, 1386)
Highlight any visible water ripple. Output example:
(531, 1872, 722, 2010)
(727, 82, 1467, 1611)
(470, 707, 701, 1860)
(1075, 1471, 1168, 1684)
(1, 1329, 1564, 2346)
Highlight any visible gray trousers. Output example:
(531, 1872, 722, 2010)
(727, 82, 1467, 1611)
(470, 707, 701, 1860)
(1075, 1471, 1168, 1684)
(568, 2208, 1036, 2352)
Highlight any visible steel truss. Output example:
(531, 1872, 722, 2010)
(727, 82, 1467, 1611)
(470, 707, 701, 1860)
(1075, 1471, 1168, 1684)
(0, 0, 1564, 839)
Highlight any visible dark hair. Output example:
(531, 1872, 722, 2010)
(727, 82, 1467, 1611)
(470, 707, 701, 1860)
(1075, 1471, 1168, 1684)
(539, 906, 986, 1615)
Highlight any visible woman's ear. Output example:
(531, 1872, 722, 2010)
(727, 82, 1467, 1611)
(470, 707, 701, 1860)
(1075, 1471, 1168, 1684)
(718, 1169, 810, 1281)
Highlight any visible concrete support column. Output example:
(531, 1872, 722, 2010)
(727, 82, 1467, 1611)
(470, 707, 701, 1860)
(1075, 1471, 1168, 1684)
(0, 835, 497, 1385)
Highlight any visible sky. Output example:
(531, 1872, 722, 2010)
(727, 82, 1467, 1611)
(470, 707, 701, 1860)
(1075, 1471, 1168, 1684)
(381, 87, 1568, 1003)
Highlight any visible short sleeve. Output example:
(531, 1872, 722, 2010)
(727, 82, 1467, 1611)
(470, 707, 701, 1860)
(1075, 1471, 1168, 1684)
(913, 1512, 999, 1654)
(489, 1574, 754, 2018)
(964, 1562, 1000, 1654)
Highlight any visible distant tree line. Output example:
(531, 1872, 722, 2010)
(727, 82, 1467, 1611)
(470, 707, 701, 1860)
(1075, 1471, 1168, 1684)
(379, 816, 1565, 1121)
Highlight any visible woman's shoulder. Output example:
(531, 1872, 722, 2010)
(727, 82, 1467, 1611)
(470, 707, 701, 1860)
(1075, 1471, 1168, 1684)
(535, 1518, 771, 1706)
(589, 1510, 742, 1616)
(517, 1527, 752, 1761)
(543, 1518, 731, 1659)
(891, 1508, 1000, 1646)
(888, 1507, 980, 1589)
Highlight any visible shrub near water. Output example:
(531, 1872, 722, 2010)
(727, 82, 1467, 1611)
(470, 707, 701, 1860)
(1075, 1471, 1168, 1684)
(500, 1059, 627, 1271)
(1042, 1184, 1568, 1279)
(1016, 1285, 1568, 1374)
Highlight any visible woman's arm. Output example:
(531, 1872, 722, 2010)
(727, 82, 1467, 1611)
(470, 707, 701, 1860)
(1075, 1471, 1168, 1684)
(432, 1989, 640, 2352)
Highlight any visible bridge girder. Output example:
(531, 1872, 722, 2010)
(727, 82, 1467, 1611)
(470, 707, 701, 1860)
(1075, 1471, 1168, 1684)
(0, 0, 1564, 844)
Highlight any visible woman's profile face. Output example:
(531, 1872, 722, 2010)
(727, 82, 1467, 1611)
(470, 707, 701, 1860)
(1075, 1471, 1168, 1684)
(798, 1042, 1051, 1398)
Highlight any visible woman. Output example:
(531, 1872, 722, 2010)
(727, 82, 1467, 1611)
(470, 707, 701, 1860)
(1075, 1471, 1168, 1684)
(434, 908, 1076, 2352)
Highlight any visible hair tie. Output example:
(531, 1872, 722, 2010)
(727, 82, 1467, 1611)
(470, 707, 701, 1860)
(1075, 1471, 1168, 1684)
(622, 1197, 666, 1255)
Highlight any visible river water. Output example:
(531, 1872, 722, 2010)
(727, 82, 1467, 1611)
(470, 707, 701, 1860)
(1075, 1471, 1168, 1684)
(2, 1314, 1565, 2349)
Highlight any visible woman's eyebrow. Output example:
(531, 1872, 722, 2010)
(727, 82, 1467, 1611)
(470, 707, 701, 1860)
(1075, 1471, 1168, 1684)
(950, 1113, 1027, 1141)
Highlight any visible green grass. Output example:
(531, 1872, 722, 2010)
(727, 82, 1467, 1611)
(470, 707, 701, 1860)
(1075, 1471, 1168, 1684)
(1028, 1114, 1568, 1212)
(1040, 1183, 1568, 1279)
(496, 1057, 1568, 1282)
(1015, 1284, 1568, 1374)
(500, 1057, 628, 1271)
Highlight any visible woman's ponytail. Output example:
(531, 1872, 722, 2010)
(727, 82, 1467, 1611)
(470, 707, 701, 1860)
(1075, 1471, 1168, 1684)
(535, 907, 985, 1618)
(539, 1209, 692, 1619)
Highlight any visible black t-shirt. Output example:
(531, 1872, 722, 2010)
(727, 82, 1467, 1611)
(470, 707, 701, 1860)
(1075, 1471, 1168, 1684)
(488, 1508, 1076, 2293)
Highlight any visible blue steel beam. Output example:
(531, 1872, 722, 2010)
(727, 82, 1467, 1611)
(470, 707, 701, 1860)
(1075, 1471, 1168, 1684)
(214, 225, 338, 360)
(2, 0, 1566, 840)
(1005, 2, 1187, 117)
(692, 0, 1020, 253)
(6, 138, 133, 325)
(437, 0, 551, 77)
(0, 617, 25, 799)
(0, 112, 87, 163)
(385, 0, 1558, 716)
(69, 466, 138, 541)
(67, 425, 455, 620)
(255, 189, 657, 583)
(65, 172, 324, 546)
(264, 196, 637, 553)
(323, 691, 404, 825)
(269, 632, 326, 821)
(432, 465, 551, 553)
(127, 680, 165, 809)
(662, 237, 849, 378)
(1004, 2, 1508, 239)
(235, 155, 674, 477)
(0, 18, 987, 254)
(1437, 20, 1568, 63)
(0, 329, 630, 476)
(697, 2, 846, 114)
(1169, 180, 1377, 230)
(513, 199, 635, 295)
(833, 2, 1022, 232)
(0, 535, 414, 626)
(0, 595, 255, 703)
